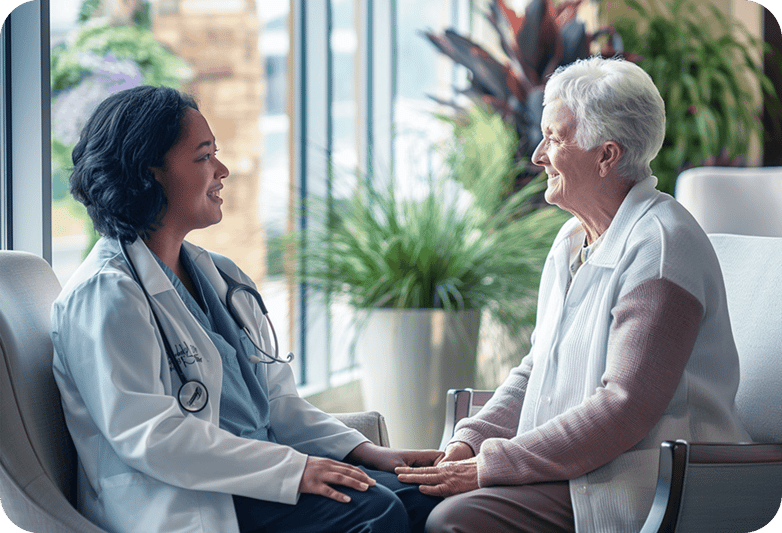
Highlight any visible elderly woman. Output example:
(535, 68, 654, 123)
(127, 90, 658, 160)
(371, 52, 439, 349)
(397, 56, 750, 533)
(51, 85, 442, 533)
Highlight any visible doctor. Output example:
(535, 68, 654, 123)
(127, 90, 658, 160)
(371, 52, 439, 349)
(51, 85, 443, 533)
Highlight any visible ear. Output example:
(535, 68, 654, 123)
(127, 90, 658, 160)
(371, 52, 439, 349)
(148, 166, 164, 184)
(597, 141, 624, 178)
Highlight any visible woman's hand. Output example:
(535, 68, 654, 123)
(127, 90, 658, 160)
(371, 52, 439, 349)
(298, 456, 376, 503)
(345, 442, 444, 473)
(395, 458, 480, 497)
(435, 442, 475, 465)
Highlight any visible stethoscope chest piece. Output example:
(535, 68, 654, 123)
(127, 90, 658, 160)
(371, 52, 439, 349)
(178, 379, 209, 413)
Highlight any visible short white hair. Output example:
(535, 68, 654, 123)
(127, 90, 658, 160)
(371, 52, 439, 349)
(543, 56, 666, 183)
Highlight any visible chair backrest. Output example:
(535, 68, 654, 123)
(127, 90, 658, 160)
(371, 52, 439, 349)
(709, 234, 782, 443)
(0, 251, 106, 532)
(675, 166, 782, 238)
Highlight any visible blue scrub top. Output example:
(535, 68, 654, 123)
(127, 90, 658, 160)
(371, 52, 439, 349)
(154, 248, 272, 442)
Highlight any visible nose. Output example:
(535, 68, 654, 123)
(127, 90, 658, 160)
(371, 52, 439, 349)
(215, 156, 229, 180)
(531, 138, 547, 167)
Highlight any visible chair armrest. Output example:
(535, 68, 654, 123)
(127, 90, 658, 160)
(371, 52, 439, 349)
(439, 389, 495, 450)
(640, 440, 782, 533)
(332, 411, 390, 448)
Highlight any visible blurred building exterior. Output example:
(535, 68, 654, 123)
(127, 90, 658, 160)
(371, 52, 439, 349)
(153, 0, 268, 282)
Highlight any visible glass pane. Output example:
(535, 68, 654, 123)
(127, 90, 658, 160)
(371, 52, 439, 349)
(50, 0, 95, 283)
(395, 0, 455, 191)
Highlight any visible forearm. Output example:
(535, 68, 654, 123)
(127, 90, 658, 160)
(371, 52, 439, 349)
(450, 354, 533, 453)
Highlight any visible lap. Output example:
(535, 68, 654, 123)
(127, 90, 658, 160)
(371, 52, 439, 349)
(234, 468, 441, 533)
(425, 481, 575, 533)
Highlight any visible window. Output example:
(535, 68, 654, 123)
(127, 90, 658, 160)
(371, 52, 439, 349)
(5, 0, 465, 394)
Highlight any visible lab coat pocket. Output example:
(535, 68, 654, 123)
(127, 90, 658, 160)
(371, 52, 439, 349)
(99, 473, 207, 533)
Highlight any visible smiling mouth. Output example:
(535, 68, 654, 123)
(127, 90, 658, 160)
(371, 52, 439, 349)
(207, 188, 222, 201)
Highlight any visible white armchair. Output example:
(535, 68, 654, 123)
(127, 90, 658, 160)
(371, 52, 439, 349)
(674, 166, 782, 237)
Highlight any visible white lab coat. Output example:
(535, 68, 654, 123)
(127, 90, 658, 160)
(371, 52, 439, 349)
(51, 237, 368, 533)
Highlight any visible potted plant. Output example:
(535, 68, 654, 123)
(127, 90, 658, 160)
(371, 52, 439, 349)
(295, 149, 566, 448)
(612, 0, 782, 194)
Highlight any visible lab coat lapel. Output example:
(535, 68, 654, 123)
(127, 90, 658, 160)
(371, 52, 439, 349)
(181, 241, 275, 361)
(123, 238, 222, 417)
(182, 241, 230, 304)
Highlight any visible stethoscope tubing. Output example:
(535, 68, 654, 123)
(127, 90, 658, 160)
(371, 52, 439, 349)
(120, 241, 209, 412)
(218, 269, 294, 365)
(118, 240, 292, 412)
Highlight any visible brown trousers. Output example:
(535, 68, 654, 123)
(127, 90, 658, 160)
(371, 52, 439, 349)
(425, 481, 575, 533)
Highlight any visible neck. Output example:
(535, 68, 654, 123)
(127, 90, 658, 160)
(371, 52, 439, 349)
(143, 229, 186, 273)
(575, 179, 632, 245)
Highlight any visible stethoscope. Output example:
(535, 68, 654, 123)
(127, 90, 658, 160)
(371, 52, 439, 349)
(120, 241, 293, 413)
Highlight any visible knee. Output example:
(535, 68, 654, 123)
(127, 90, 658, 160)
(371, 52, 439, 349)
(351, 483, 409, 531)
(425, 496, 465, 533)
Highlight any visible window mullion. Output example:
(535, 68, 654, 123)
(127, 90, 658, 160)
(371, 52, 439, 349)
(0, 0, 51, 260)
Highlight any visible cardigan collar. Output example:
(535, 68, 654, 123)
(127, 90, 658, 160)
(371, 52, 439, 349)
(554, 176, 662, 269)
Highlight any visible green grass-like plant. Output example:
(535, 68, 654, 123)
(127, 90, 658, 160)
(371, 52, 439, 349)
(297, 170, 568, 330)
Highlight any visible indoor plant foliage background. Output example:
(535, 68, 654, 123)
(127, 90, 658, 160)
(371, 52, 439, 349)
(294, 146, 567, 446)
(424, 0, 636, 191)
(426, 0, 781, 196)
(297, 157, 566, 338)
(614, 0, 782, 194)
(296, 104, 569, 395)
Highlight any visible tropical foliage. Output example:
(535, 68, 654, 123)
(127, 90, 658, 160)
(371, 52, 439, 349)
(614, 0, 782, 194)
(425, 0, 636, 167)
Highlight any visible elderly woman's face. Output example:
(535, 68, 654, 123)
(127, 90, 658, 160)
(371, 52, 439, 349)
(532, 100, 604, 215)
(150, 108, 230, 236)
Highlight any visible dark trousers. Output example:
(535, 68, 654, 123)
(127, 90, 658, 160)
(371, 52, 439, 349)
(233, 467, 442, 533)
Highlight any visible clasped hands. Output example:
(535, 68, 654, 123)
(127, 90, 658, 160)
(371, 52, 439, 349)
(298, 441, 478, 503)
(298, 442, 444, 503)
(395, 441, 479, 498)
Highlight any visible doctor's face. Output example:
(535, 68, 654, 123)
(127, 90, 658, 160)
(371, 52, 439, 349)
(150, 107, 230, 236)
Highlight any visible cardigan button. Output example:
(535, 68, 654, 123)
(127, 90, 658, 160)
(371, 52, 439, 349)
(577, 486, 588, 494)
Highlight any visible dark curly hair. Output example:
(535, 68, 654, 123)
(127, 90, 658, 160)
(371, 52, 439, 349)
(70, 85, 198, 243)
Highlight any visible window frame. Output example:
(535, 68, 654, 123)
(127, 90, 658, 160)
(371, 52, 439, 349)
(1, 0, 51, 259)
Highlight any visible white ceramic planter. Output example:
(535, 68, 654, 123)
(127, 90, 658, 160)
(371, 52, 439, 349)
(355, 308, 480, 450)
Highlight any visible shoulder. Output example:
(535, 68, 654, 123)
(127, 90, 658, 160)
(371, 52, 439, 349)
(622, 195, 721, 303)
(53, 239, 148, 325)
(208, 250, 254, 285)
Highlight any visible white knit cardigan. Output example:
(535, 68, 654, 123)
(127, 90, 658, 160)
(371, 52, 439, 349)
(451, 176, 751, 532)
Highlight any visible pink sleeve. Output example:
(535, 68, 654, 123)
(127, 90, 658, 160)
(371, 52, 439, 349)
(476, 277, 703, 487)
(449, 355, 534, 453)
